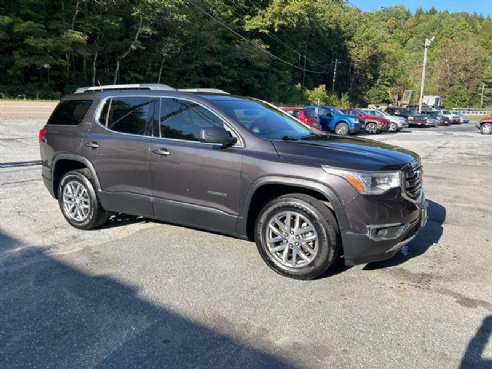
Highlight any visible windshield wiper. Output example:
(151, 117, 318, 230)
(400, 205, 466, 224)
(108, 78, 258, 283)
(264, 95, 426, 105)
(299, 133, 326, 140)
(281, 135, 299, 141)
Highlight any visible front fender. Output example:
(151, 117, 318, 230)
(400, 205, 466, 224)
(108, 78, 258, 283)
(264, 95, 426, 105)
(236, 175, 349, 238)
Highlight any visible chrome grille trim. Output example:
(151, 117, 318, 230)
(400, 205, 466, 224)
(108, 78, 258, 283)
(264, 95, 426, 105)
(401, 161, 423, 203)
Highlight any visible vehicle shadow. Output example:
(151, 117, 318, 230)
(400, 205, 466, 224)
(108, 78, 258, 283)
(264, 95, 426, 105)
(460, 315, 492, 369)
(99, 213, 148, 229)
(0, 230, 301, 369)
(363, 199, 446, 270)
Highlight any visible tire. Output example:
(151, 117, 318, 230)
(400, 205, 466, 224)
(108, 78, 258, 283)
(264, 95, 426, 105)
(254, 194, 340, 280)
(334, 122, 349, 135)
(366, 122, 378, 134)
(389, 122, 398, 132)
(480, 123, 492, 135)
(58, 169, 109, 230)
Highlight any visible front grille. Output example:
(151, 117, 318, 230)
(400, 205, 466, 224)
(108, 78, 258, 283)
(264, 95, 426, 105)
(402, 161, 423, 202)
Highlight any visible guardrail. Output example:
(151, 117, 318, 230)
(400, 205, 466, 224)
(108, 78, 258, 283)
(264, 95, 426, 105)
(452, 108, 491, 115)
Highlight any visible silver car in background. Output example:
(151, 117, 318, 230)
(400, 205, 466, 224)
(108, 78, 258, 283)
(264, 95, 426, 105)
(452, 111, 470, 124)
(425, 117, 438, 127)
(438, 110, 461, 124)
(362, 109, 408, 132)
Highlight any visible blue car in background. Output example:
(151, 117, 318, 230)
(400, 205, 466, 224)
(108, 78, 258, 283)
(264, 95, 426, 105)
(304, 105, 362, 135)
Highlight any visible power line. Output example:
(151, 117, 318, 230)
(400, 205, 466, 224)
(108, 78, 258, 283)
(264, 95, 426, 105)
(226, 0, 330, 70)
(187, 0, 332, 74)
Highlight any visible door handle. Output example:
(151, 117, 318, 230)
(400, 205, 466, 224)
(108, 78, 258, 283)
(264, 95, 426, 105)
(84, 141, 99, 149)
(152, 148, 171, 156)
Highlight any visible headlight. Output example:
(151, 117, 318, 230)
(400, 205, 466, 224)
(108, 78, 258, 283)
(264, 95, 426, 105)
(408, 116, 414, 120)
(322, 167, 401, 195)
(352, 118, 359, 123)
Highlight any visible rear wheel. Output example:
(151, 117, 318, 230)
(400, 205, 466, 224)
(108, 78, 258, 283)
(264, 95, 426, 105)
(366, 122, 378, 134)
(480, 123, 492, 135)
(334, 122, 349, 135)
(254, 194, 339, 280)
(58, 169, 109, 230)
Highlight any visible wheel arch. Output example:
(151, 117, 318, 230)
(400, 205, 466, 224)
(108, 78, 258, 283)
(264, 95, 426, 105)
(238, 177, 348, 241)
(52, 154, 101, 198)
(334, 120, 349, 128)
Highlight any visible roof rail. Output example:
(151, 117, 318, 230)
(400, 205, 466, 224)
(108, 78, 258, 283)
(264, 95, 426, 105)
(74, 83, 175, 94)
(178, 88, 230, 95)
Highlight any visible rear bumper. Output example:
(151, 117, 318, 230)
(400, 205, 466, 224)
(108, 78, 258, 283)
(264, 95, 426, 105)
(349, 125, 361, 133)
(342, 200, 428, 266)
(42, 174, 56, 198)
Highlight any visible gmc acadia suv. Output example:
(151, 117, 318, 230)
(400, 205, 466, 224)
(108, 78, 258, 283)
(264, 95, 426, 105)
(39, 84, 428, 279)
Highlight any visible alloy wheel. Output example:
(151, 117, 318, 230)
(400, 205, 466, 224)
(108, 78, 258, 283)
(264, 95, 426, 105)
(62, 180, 91, 222)
(366, 123, 378, 134)
(265, 211, 319, 268)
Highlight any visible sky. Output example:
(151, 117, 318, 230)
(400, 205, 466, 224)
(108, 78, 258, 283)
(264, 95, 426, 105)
(349, 0, 492, 17)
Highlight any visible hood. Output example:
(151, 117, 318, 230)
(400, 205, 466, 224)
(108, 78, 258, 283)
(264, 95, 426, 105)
(335, 113, 356, 122)
(272, 134, 419, 171)
(408, 113, 427, 119)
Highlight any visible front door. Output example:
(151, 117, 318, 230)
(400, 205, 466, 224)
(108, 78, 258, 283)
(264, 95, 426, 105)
(149, 97, 243, 234)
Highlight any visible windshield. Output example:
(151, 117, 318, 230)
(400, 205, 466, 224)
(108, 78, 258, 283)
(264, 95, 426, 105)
(362, 109, 382, 117)
(212, 99, 315, 139)
(331, 107, 344, 116)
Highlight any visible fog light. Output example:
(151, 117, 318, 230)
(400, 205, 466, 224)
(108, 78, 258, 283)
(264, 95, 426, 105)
(366, 223, 406, 241)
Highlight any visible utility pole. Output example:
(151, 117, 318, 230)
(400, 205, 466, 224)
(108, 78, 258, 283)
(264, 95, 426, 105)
(301, 42, 307, 91)
(480, 82, 485, 108)
(418, 36, 435, 113)
(332, 58, 338, 92)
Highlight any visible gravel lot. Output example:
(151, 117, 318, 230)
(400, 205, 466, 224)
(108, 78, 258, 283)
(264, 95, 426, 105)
(1, 113, 491, 369)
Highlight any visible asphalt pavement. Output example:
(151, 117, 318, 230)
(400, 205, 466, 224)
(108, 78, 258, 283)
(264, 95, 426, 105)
(1, 121, 491, 369)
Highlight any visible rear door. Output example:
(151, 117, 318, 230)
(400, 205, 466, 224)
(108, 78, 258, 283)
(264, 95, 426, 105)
(148, 97, 243, 234)
(80, 95, 157, 216)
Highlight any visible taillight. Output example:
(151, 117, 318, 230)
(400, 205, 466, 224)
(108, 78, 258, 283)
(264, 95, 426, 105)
(38, 127, 46, 143)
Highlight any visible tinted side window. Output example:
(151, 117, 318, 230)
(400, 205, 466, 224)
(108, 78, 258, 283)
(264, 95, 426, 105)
(47, 100, 93, 125)
(159, 98, 224, 141)
(105, 97, 155, 136)
(305, 108, 316, 118)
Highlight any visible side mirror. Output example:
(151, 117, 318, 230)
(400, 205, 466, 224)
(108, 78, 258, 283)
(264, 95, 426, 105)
(325, 112, 333, 117)
(199, 127, 237, 147)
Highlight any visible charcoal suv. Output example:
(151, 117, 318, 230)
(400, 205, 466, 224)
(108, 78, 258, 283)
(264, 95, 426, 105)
(39, 84, 428, 279)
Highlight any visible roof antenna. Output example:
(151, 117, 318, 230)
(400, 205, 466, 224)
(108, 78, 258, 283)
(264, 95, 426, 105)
(97, 80, 104, 92)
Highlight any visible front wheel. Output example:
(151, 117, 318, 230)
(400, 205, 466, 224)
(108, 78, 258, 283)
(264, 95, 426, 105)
(389, 122, 398, 132)
(58, 169, 109, 230)
(335, 122, 349, 135)
(254, 194, 340, 280)
(481, 123, 492, 135)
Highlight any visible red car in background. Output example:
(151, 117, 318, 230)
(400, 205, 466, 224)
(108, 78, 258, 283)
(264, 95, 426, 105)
(279, 107, 322, 131)
(340, 108, 390, 134)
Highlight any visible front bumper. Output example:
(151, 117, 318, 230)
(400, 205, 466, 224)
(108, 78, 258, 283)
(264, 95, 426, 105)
(342, 199, 428, 266)
(408, 119, 428, 126)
